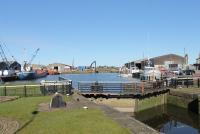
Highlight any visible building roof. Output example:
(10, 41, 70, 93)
(125, 54, 185, 65)
(47, 63, 71, 67)
(151, 54, 184, 60)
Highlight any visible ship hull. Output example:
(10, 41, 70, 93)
(17, 71, 47, 80)
(0, 75, 18, 82)
(17, 71, 35, 80)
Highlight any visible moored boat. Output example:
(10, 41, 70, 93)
(17, 70, 47, 80)
(140, 66, 161, 81)
(0, 70, 19, 82)
(131, 66, 142, 78)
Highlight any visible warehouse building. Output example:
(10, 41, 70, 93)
(47, 63, 72, 73)
(125, 54, 187, 71)
(194, 54, 200, 71)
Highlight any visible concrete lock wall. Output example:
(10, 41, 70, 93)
(198, 95, 200, 115)
(167, 94, 199, 114)
(167, 95, 192, 109)
(134, 93, 168, 113)
(93, 92, 200, 114)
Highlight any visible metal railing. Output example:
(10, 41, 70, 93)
(78, 81, 165, 95)
(169, 78, 200, 89)
(0, 83, 72, 97)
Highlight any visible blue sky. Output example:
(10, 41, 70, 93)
(0, 0, 200, 66)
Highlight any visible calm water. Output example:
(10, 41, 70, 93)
(134, 104, 200, 134)
(4, 73, 138, 88)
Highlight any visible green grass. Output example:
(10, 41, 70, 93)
(0, 96, 130, 134)
(18, 109, 130, 134)
(0, 96, 51, 126)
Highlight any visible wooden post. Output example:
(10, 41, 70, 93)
(141, 82, 144, 94)
(62, 84, 65, 94)
(198, 95, 200, 115)
(166, 79, 168, 87)
(24, 85, 27, 97)
(4, 86, 7, 96)
(43, 85, 46, 96)
(175, 79, 177, 89)
(54, 83, 56, 93)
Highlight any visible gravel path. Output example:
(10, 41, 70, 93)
(0, 96, 19, 103)
(0, 118, 19, 134)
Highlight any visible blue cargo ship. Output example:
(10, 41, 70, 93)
(17, 70, 47, 80)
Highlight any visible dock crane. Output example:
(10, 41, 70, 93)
(90, 61, 98, 73)
(0, 43, 18, 78)
(28, 48, 40, 65)
(0, 44, 10, 69)
(23, 48, 40, 71)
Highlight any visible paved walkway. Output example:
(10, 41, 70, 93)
(0, 118, 19, 134)
(0, 96, 19, 103)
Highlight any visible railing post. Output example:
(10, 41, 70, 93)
(24, 85, 27, 97)
(43, 85, 46, 96)
(166, 79, 168, 87)
(175, 79, 177, 89)
(135, 83, 137, 93)
(141, 82, 144, 94)
(187, 78, 189, 88)
(4, 86, 7, 96)
(54, 83, 56, 93)
(69, 80, 72, 94)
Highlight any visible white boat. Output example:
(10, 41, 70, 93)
(140, 66, 161, 81)
(120, 73, 132, 78)
(131, 66, 142, 78)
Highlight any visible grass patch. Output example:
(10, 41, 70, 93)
(0, 96, 130, 134)
(0, 96, 51, 127)
(18, 109, 130, 134)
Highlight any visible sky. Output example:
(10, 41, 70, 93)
(0, 0, 200, 67)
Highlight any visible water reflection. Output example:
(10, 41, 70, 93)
(134, 104, 200, 134)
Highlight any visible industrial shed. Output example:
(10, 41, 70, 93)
(125, 54, 186, 70)
(150, 54, 186, 66)
(47, 63, 72, 73)
(194, 54, 200, 71)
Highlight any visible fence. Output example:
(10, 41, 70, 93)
(169, 78, 200, 89)
(78, 81, 165, 95)
(0, 83, 72, 97)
